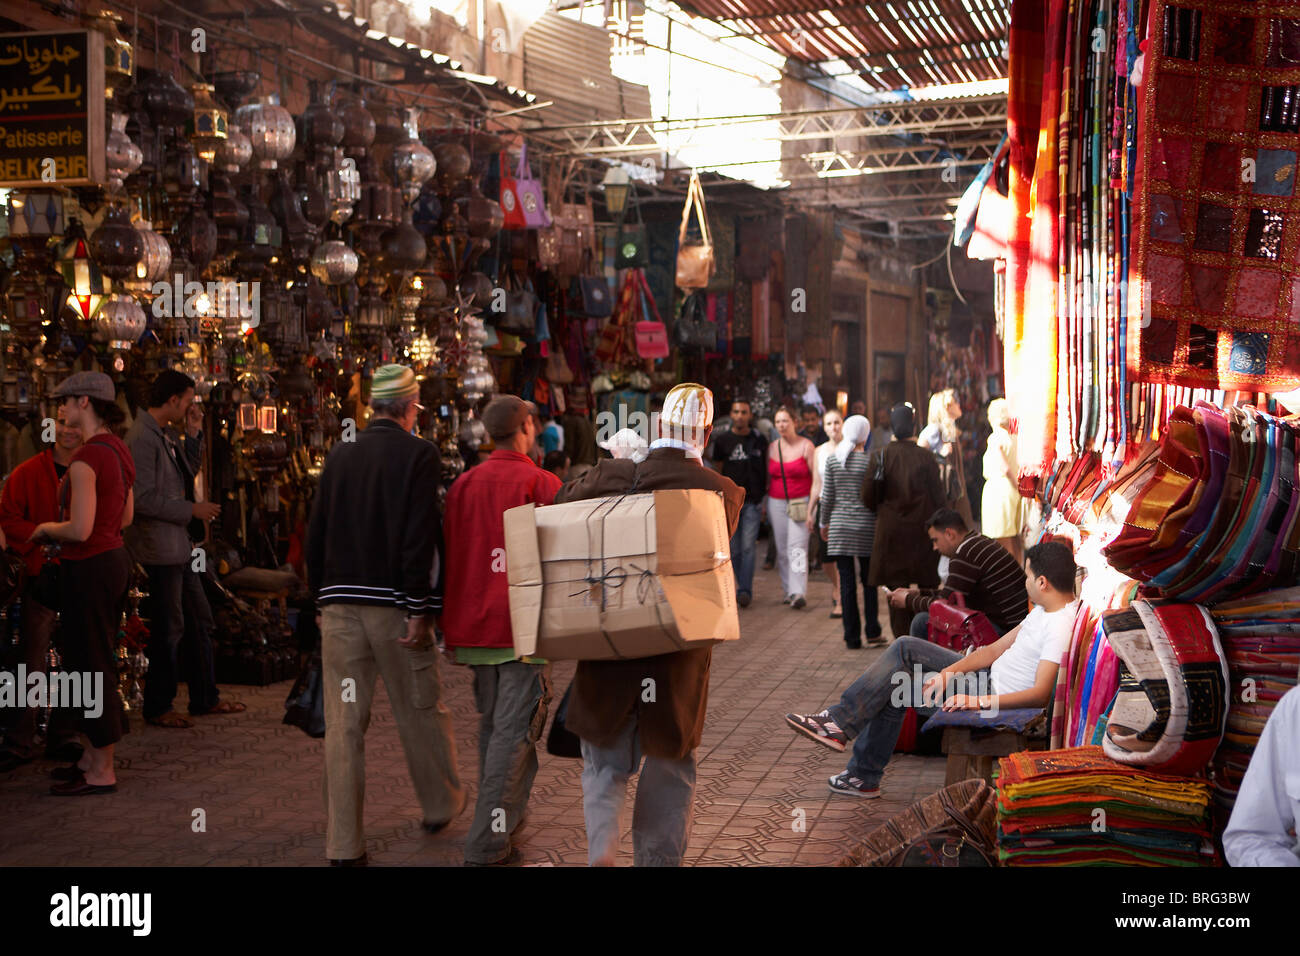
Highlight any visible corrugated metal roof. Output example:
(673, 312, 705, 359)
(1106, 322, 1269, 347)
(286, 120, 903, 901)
(522, 12, 653, 128)
(679, 0, 1011, 91)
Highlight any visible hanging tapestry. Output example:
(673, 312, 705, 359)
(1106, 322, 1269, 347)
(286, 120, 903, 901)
(1129, 0, 1300, 390)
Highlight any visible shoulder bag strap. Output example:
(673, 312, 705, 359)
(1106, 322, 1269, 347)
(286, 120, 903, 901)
(777, 439, 791, 500)
(691, 173, 712, 246)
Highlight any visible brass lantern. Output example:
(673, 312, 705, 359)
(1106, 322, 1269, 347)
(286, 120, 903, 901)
(188, 84, 229, 164)
(90, 10, 134, 103)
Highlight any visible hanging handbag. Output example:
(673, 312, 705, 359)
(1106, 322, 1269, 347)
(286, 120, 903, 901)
(676, 171, 715, 290)
(778, 440, 810, 523)
(499, 144, 550, 230)
(630, 268, 669, 359)
(573, 271, 613, 318)
(674, 291, 717, 348)
(283, 646, 326, 738)
(545, 346, 575, 385)
(926, 593, 1002, 655)
(615, 190, 649, 269)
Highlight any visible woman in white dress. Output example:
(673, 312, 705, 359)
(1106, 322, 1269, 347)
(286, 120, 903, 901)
(808, 409, 844, 617)
(981, 398, 1026, 564)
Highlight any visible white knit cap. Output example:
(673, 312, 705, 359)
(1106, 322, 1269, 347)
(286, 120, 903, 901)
(661, 382, 714, 448)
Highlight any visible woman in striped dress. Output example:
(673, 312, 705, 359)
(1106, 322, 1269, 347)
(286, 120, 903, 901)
(818, 415, 883, 649)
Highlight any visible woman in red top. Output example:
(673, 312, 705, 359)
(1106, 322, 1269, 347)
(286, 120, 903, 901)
(766, 408, 816, 608)
(32, 372, 136, 796)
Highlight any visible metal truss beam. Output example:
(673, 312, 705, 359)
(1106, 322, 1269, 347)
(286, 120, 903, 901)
(527, 95, 1006, 157)
(772, 137, 998, 182)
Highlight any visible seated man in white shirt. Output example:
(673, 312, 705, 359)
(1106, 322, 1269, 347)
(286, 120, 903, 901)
(785, 542, 1079, 799)
(1223, 684, 1300, 866)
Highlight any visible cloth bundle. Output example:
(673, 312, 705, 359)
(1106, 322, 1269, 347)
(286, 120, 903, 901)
(1103, 402, 1300, 602)
(996, 746, 1217, 866)
(1206, 589, 1300, 822)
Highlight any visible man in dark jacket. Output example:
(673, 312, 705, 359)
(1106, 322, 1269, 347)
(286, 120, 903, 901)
(442, 395, 562, 866)
(861, 402, 945, 639)
(306, 364, 465, 866)
(555, 383, 743, 866)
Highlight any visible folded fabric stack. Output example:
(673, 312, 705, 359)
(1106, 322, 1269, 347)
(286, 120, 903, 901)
(1207, 589, 1300, 823)
(996, 747, 1217, 866)
(1102, 403, 1300, 603)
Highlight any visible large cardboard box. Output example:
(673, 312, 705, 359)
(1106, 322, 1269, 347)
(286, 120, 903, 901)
(505, 489, 739, 660)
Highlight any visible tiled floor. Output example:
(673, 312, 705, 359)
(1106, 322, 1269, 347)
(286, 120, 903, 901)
(0, 566, 946, 866)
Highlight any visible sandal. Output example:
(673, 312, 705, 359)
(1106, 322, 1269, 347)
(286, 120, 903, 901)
(146, 711, 195, 729)
(829, 601, 842, 619)
(193, 700, 247, 716)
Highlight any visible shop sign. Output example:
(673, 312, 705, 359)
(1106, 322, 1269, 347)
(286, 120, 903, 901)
(0, 30, 105, 187)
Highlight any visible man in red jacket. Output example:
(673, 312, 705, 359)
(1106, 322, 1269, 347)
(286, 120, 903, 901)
(441, 395, 562, 865)
(0, 412, 82, 771)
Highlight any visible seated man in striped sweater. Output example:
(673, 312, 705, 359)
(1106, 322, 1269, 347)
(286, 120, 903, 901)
(889, 508, 1030, 639)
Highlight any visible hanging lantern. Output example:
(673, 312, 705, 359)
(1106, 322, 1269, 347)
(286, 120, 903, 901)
(105, 112, 143, 192)
(324, 148, 361, 224)
(123, 219, 172, 298)
(188, 83, 229, 164)
(90, 10, 134, 103)
(337, 92, 377, 158)
(90, 204, 144, 282)
(258, 397, 278, 433)
(57, 220, 107, 322)
(433, 140, 471, 193)
(218, 122, 253, 174)
(389, 108, 436, 206)
(238, 401, 258, 431)
(310, 240, 359, 285)
(301, 80, 344, 164)
(94, 293, 147, 350)
(235, 95, 296, 170)
(410, 330, 436, 367)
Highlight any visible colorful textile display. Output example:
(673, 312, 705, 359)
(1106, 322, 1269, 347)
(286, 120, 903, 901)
(1101, 600, 1229, 776)
(1101, 402, 1300, 601)
(1129, 0, 1300, 393)
(1050, 579, 1133, 750)
(996, 746, 1217, 866)
(1207, 589, 1300, 821)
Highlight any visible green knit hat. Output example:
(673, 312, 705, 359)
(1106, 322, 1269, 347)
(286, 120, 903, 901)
(370, 364, 419, 402)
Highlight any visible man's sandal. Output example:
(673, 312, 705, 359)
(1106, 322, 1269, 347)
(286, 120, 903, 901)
(146, 711, 195, 729)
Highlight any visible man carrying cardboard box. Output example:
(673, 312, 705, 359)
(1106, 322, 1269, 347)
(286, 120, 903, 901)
(554, 383, 744, 866)
(442, 395, 563, 866)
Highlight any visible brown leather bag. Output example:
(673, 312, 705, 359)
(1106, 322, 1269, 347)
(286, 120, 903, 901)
(836, 779, 999, 867)
(676, 171, 715, 290)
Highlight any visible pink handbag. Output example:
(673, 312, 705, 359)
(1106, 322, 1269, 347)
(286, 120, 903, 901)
(500, 144, 550, 230)
(630, 269, 668, 359)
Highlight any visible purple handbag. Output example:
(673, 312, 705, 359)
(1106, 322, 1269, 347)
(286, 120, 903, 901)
(501, 143, 551, 230)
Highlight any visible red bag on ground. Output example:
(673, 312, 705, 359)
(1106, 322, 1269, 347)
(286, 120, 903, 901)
(926, 593, 1001, 654)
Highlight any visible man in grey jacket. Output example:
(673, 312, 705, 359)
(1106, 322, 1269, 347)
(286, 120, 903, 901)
(126, 369, 242, 728)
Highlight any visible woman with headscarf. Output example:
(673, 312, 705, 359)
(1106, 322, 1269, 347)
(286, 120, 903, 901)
(817, 415, 883, 649)
(981, 398, 1026, 564)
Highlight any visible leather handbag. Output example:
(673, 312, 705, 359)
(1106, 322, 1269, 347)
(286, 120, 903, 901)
(545, 346, 575, 385)
(488, 269, 539, 336)
(630, 269, 669, 359)
(927, 592, 1001, 654)
(283, 647, 326, 738)
(676, 171, 715, 290)
(674, 292, 716, 348)
(573, 273, 613, 318)
(498, 143, 550, 229)
(546, 682, 582, 759)
(837, 778, 998, 867)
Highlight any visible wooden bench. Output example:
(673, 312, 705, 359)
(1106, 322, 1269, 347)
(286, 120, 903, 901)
(922, 708, 1050, 786)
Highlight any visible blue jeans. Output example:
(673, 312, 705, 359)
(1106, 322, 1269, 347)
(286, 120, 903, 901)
(580, 718, 697, 866)
(826, 637, 971, 787)
(729, 501, 761, 596)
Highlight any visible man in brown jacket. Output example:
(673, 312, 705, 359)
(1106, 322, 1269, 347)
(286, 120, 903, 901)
(861, 402, 945, 639)
(554, 383, 743, 866)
